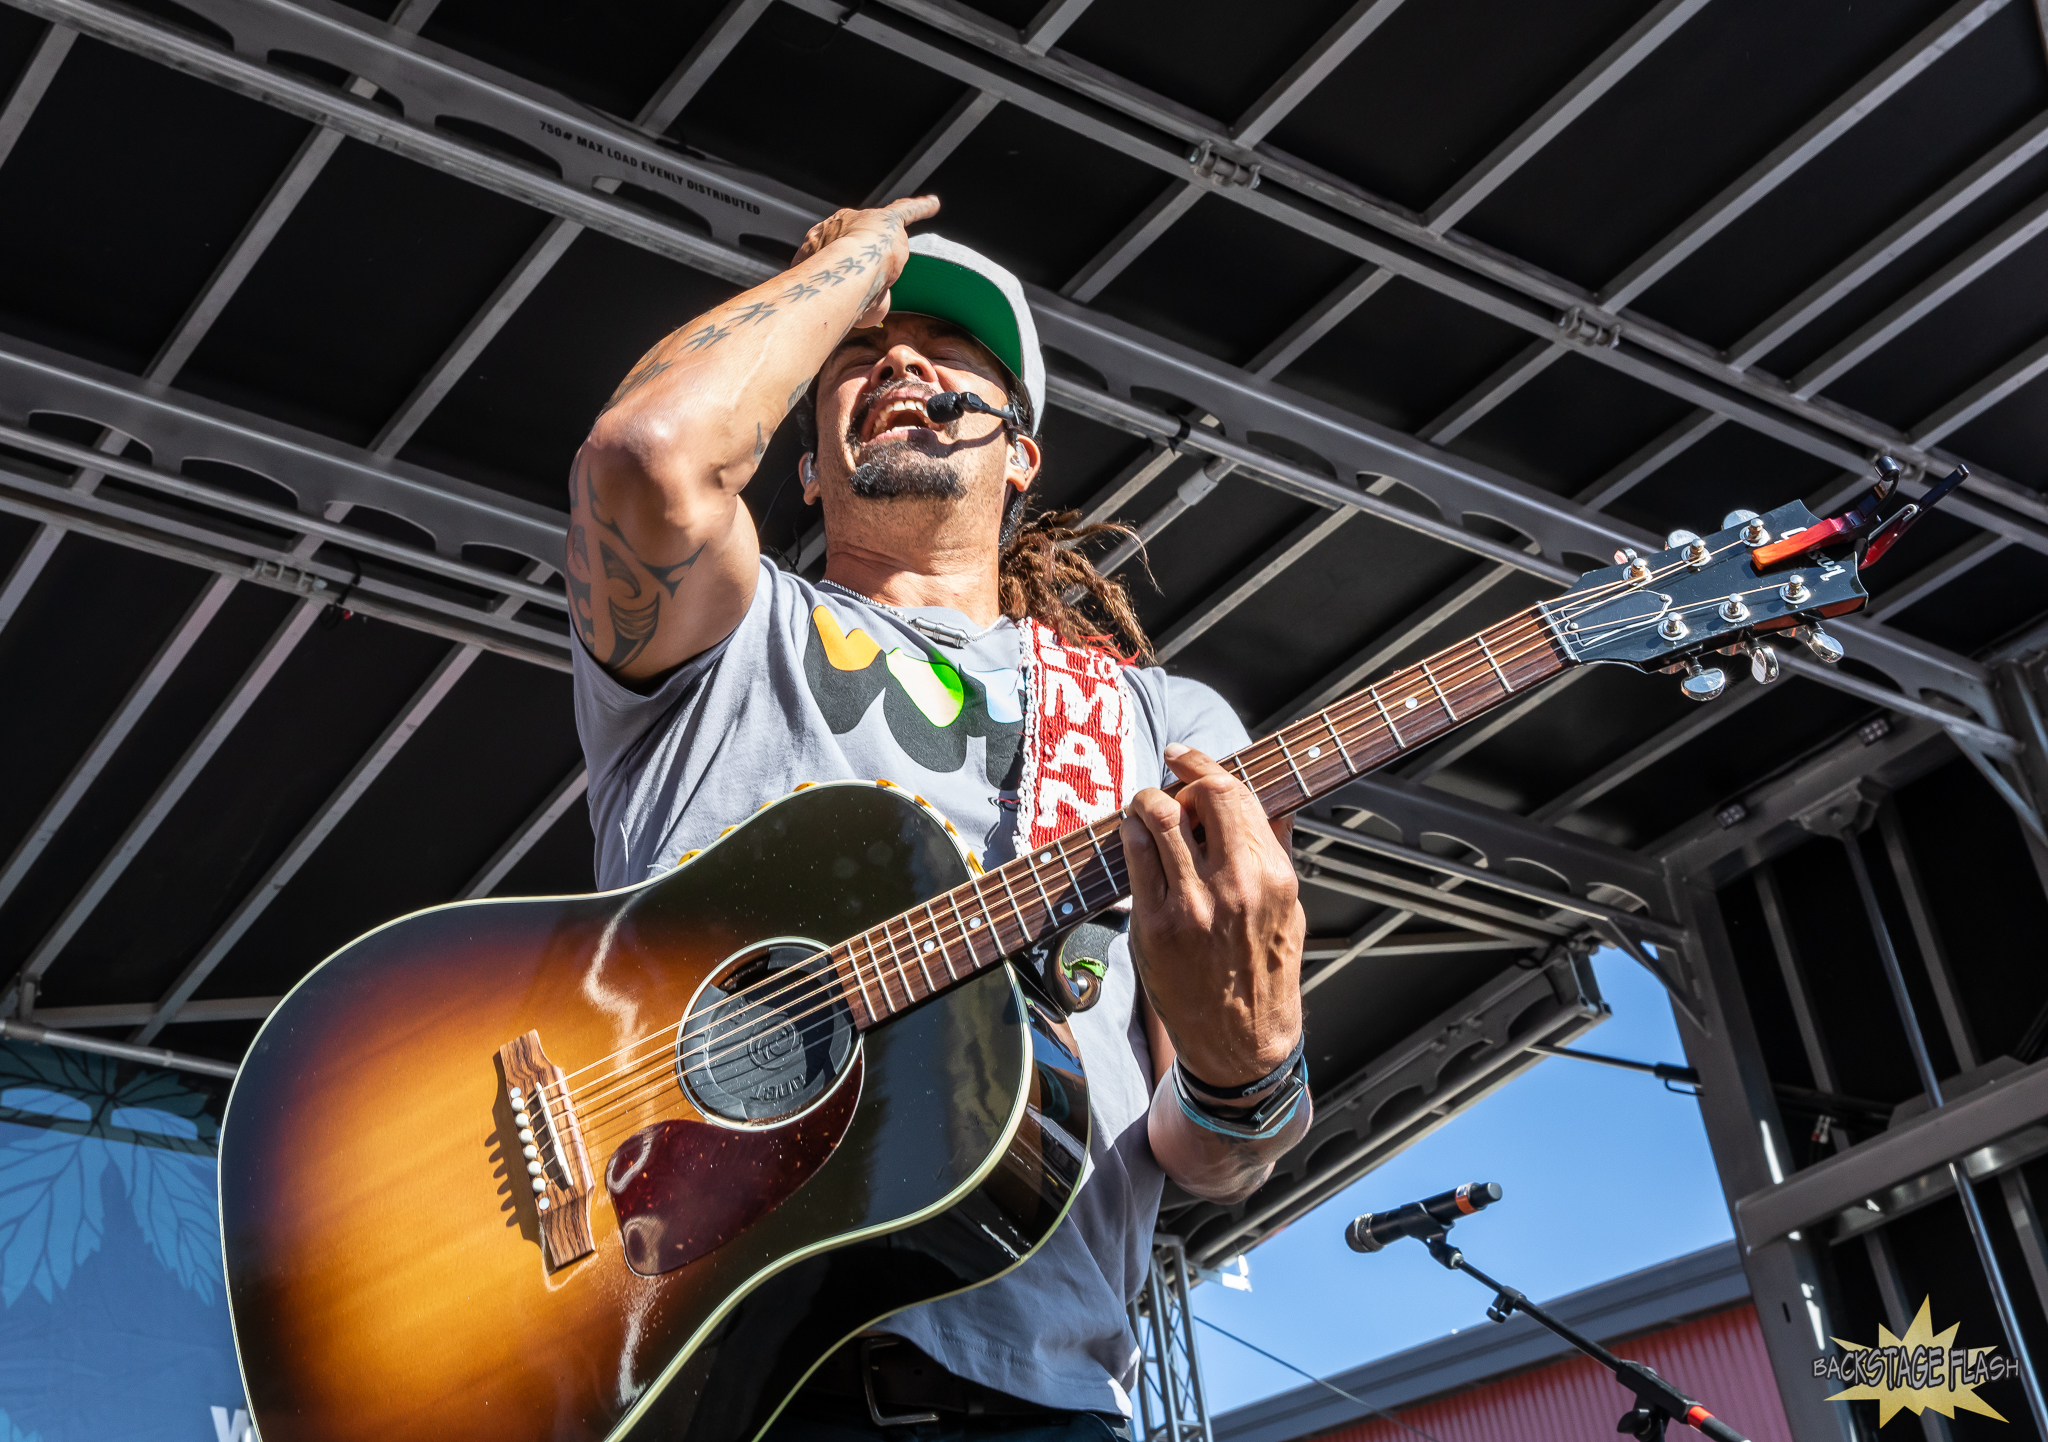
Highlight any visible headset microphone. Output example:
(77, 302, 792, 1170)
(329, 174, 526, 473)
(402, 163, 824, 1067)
(925, 390, 1021, 426)
(1345, 1182, 1502, 1253)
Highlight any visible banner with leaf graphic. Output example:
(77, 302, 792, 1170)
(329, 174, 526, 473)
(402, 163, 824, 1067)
(0, 1039, 246, 1441)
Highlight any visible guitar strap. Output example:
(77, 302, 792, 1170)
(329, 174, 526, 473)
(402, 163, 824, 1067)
(1013, 617, 1138, 856)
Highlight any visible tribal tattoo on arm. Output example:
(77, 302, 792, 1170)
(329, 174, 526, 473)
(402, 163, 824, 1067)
(566, 449, 714, 670)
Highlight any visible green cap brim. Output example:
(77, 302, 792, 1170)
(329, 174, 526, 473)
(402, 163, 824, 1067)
(889, 253, 1026, 391)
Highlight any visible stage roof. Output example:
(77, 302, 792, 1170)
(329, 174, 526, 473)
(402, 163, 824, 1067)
(0, 0, 2043, 1263)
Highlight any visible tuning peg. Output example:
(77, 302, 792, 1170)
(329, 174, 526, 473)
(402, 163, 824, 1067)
(1665, 528, 1702, 551)
(1794, 623, 1845, 664)
(1722, 509, 1760, 528)
(1679, 660, 1727, 703)
(1748, 642, 1782, 684)
(1612, 547, 1640, 565)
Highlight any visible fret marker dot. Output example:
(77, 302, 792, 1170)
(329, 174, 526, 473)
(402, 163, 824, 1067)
(1405, 697, 1418, 710)
(1038, 852, 1051, 864)
(1307, 745, 1322, 759)
(1060, 902, 1073, 915)
(969, 917, 982, 928)
(921, 941, 934, 952)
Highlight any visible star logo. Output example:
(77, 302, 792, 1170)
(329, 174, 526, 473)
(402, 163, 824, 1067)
(1818, 1297, 2008, 1425)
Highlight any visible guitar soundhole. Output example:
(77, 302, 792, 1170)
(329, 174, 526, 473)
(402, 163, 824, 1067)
(678, 940, 856, 1125)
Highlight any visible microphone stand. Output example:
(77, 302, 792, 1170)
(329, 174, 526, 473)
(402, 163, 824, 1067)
(1415, 1228, 1750, 1442)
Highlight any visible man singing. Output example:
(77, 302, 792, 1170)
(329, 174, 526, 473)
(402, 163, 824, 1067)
(568, 194, 1309, 1440)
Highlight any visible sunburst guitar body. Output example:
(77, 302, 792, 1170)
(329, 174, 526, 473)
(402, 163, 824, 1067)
(219, 782, 1090, 1442)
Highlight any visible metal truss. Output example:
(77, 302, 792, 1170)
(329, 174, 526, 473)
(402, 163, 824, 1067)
(1175, 942, 1607, 1268)
(7, 0, 2016, 746)
(1128, 1234, 1214, 1442)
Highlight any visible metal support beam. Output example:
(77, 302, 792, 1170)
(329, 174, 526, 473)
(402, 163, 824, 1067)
(0, 1018, 239, 1080)
(1575, 410, 1724, 511)
(1179, 946, 1605, 1266)
(133, 641, 482, 1043)
(1128, 1235, 1214, 1442)
(1601, 0, 2011, 308)
(1836, 830, 2048, 1433)
(0, 20, 74, 170)
(861, 88, 1000, 206)
(1423, 0, 1714, 233)
(1664, 879, 1860, 1442)
(1018, 0, 1093, 54)
(463, 765, 588, 898)
(28, 997, 280, 1028)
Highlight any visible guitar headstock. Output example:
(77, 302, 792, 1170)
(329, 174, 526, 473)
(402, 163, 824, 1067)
(1552, 500, 1869, 700)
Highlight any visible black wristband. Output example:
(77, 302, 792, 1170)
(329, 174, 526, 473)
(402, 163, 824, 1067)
(1176, 1032, 1305, 1103)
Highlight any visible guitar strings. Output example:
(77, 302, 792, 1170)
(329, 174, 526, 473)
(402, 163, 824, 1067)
(528, 571, 1684, 1154)
(537, 605, 1600, 1150)
(533, 583, 1653, 1155)
(529, 549, 1760, 1153)
(534, 559, 1658, 1102)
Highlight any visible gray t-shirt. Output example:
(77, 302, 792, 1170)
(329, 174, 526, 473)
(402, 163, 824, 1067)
(571, 559, 1247, 1414)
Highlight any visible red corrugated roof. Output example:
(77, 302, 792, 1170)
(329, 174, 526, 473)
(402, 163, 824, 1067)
(1306, 1306, 1792, 1442)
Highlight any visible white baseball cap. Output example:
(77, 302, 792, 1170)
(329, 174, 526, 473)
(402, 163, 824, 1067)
(888, 234, 1045, 435)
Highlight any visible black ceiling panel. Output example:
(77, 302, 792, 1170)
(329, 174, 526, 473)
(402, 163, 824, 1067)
(1821, 222, 2048, 427)
(1060, 0, 1356, 128)
(1444, 350, 1697, 501)
(1277, 276, 1536, 434)
(0, 38, 311, 373)
(1262, 0, 1654, 215)
(1459, 0, 1951, 289)
(677, 5, 969, 207)
(1094, 192, 1358, 366)
(1946, 366, 2048, 490)
(178, 138, 553, 446)
(915, 103, 1165, 290)
(1604, 420, 1845, 538)
(420, 0, 733, 120)
(397, 228, 737, 510)
(1632, 2, 2048, 351)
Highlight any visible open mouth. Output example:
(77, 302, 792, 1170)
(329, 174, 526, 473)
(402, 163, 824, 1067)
(859, 388, 945, 445)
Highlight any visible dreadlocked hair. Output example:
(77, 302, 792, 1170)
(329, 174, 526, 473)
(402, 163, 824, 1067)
(998, 506, 1153, 664)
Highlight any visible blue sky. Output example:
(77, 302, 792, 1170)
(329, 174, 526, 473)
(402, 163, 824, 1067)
(1191, 948, 1735, 1416)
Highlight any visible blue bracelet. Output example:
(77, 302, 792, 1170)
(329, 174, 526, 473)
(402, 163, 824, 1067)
(1171, 1055, 1308, 1141)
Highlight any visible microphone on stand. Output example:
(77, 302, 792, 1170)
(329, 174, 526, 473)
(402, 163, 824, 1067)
(1345, 1182, 1502, 1253)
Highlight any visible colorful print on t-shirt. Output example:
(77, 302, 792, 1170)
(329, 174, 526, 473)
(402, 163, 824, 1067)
(803, 604, 1023, 784)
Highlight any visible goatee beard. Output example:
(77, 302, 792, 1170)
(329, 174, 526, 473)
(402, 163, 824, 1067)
(846, 444, 966, 501)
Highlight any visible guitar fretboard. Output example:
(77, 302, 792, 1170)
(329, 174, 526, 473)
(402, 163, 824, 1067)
(827, 602, 1572, 1028)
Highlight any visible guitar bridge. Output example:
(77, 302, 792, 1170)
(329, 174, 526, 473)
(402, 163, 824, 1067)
(497, 1030, 595, 1269)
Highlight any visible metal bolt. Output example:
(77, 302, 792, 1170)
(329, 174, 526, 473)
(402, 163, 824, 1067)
(1659, 613, 1688, 640)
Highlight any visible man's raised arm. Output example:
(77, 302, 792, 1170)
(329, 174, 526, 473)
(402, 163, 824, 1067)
(567, 195, 940, 680)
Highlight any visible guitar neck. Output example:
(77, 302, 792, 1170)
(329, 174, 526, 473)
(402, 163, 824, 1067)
(830, 602, 1574, 1029)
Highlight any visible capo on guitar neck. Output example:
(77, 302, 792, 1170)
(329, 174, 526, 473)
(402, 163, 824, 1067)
(1750, 455, 1969, 572)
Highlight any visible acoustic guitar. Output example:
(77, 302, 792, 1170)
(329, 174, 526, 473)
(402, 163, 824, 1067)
(218, 500, 1869, 1442)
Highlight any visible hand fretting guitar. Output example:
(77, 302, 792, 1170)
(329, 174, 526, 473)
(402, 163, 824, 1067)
(217, 498, 1870, 1442)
